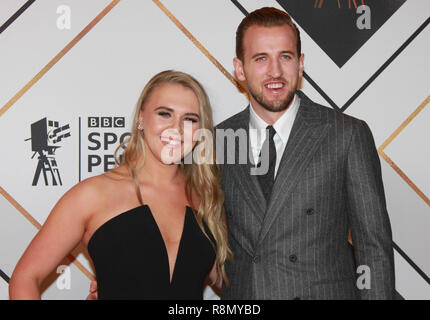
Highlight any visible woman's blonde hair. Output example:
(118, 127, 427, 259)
(114, 70, 232, 287)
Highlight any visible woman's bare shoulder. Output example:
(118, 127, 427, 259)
(58, 171, 125, 213)
(68, 175, 107, 199)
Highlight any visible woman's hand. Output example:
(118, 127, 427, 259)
(208, 260, 222, 296)
(86, 280, 98, 300)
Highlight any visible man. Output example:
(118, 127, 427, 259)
(215, 7, 395, 299)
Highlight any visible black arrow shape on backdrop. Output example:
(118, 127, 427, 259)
(276, 0, 407, 68)
(231, 0, 429, 112)
(0, 0, 36, 34)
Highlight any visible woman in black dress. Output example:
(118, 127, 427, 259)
(9, 70, 232, 299)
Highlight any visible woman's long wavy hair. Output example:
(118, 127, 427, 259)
(114, 70, 232, 287)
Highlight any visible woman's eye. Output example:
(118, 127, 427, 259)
(184, 117, 198, 123)
(158, 112, 171, 117)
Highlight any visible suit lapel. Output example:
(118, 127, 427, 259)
(228, 107, 267, 223)
(255, 94, 331, 247)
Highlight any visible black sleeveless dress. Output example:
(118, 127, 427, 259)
(87, 205, 216, 299)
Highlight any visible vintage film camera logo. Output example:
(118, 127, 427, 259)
(26, 118, 71, 186)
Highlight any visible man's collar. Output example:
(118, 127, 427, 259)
(249, 94, 301, 144)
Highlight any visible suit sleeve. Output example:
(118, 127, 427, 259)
(345, 120, 395, 299)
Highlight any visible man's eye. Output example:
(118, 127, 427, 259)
(255, 56, 266, 62)
(282, 55, 291, 60)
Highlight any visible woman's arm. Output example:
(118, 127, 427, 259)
(9, 179, 98, 299)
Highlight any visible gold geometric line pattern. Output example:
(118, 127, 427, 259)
(0, 0, 121, 118)
(153, 0, 246, 94)
(379, 95, 430, 151)
(0, 186, 95, 280)
(378, 152, 430, 207)
(0, 1, 122, 282)
(378, 95, 430, 207)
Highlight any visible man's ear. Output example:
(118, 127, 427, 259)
(298, 53, 304, 78)
(233, 57, 246, 82)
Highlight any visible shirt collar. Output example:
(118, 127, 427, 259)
(249, 94, 300, 144)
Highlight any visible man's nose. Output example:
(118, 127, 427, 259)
(268, 59, 282, 78)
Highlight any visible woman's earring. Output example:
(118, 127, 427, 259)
(137, 122, 144, 136)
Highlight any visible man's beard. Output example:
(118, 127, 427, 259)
(248, 84, 296, 113)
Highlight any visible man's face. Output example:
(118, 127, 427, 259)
(234, 24, 304, 114)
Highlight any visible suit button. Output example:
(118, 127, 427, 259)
(293, 297, 301, 300)
(252, 255, 261, 264)
(306, 208, 314, 215)
(289, 254, 297, 263)
(227, 211, 232, 217)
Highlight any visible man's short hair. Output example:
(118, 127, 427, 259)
(236, 7, 301, 60)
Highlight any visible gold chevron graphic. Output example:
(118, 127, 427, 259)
(153, 0, 246, 95)
(378, 95, 430, 207)
(0, 0, 123, 283)
(0, 0, 121, 118)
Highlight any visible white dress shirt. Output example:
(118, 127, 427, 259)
(249, 94, 300, 177)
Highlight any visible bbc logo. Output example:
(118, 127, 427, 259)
(88, 117, 125, 128)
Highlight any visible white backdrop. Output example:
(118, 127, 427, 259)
(0, 0, 429, 299)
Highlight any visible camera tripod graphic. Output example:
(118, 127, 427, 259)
(26, 117, 71, 186)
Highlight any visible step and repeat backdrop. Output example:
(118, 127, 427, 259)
(0, 0, 429, 299)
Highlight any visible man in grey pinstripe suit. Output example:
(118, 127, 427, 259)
(217, 7, 395, 300)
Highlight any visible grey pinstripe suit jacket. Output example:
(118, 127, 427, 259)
(216, 91, 395, 300)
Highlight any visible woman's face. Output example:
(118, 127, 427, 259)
(139, 83, 201, 165)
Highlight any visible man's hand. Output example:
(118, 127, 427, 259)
(86, 280, 98, 300)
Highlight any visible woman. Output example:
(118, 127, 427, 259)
(9, 70, 232, 299)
